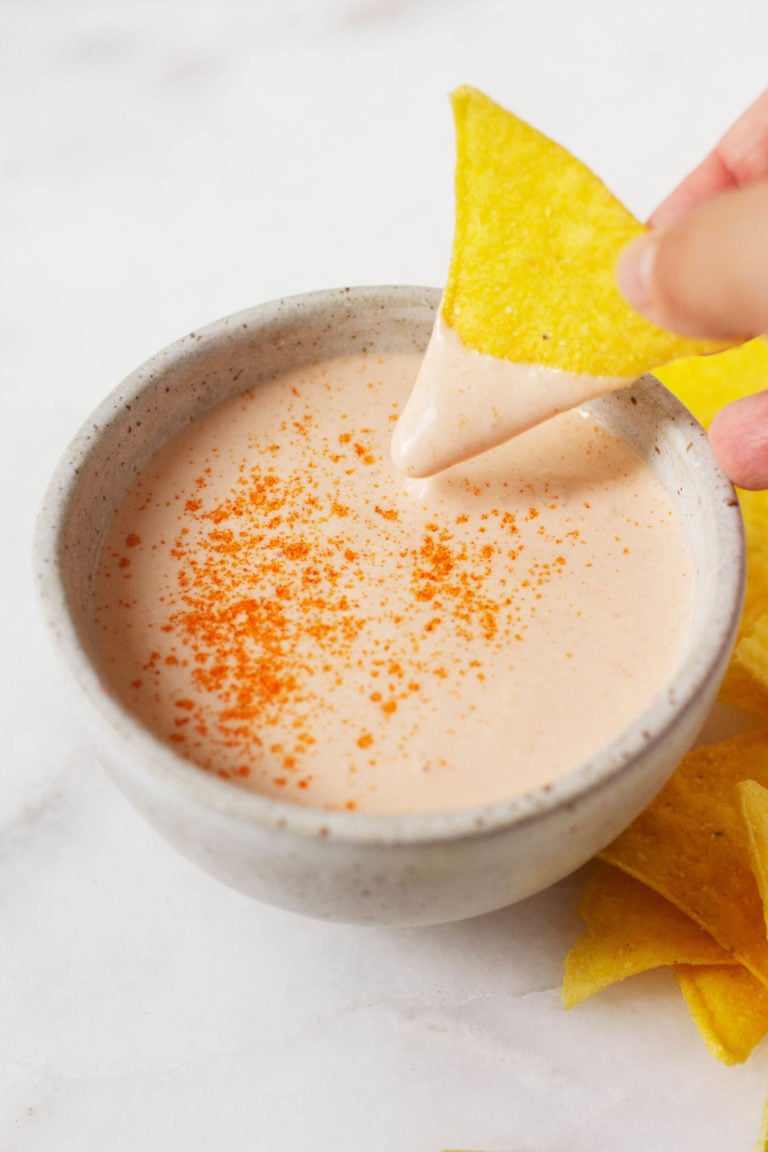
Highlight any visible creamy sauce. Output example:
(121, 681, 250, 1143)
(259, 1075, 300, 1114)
(391, 317, 633, 477)
(93, 351, 692, 814)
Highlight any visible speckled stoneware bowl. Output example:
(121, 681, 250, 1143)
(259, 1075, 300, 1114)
(36, 286, 745, 925)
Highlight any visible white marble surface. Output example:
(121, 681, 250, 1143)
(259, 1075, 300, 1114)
(3, 2, 768, 1148)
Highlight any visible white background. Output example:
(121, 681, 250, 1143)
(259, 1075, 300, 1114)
(3, 2, 768, 1149)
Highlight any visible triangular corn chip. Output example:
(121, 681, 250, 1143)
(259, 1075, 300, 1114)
(563, 864, 735, 1010)
(738, 779, 768, 937)
(655, 336, 768, 430)
(724, 619, 768, 720)
(600, 731, 768, 987)
(548, 306, 768, 1089)
(725, 487, 768, 719)
(656, 338, 768, 718)
(675, 963, 768, 1065)
(441, 86, 731, 377)
(736, 490, 768, 637)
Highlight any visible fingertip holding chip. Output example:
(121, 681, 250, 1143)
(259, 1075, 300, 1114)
(442, 86, 732, 377)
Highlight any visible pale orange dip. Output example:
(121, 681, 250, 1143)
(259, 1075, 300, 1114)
(93, 351, 692, 814)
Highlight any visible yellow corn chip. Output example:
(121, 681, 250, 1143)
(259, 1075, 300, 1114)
(736, 490, 768, 634)
(734, 621, 768, 691)
(600, 731, 768, 987)
(675, 963, 768, 1065)
(738, 780, 768, 937)
(655, 337, 768, 431)
(561, 442, 768, 1074)
(563, 864, 734, 1009)
(656, 337, 768, 717)
(733, 491, 768, 722)
(732, 487, 768, 721)
(442, 86, 731, 378)
(724, 619, 768, 720)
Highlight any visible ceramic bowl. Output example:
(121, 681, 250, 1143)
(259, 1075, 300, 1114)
(35, 286, 744, 925)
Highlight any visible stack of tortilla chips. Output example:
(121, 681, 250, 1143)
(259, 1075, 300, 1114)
(564, 339, 768, 1152)
(564, 338, 768, 1075)
(441, 87, 768, 1146)
(567, 339, 768, 1151)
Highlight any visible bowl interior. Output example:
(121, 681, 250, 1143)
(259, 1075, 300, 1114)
(37, 286, 744, 844)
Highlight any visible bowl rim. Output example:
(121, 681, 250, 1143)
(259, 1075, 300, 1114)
(34, 285, 746, 847)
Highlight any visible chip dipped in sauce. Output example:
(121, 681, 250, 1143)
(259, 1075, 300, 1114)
(392, 87, 731, 479)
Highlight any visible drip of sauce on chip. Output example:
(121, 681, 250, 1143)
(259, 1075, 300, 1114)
(391, 316, 633, 477)
(392, 86, 731, 478)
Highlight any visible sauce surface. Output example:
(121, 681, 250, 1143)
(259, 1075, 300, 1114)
(93, 351, 692, 813)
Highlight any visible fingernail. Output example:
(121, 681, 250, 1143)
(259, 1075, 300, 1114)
(616, 233, 658, 315)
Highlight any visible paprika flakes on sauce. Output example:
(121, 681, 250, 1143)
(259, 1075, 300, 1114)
(92, 352, 692, 814)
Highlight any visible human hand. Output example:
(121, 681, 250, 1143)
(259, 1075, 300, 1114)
(616, 89, 768, 488)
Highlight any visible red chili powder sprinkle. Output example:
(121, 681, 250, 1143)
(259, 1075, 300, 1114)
(115, 392, 583, 806)
(375, 505, 399, 522)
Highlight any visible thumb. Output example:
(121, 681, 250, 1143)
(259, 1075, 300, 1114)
(709, 390, 768, 490)
(617, 180, 768, 341)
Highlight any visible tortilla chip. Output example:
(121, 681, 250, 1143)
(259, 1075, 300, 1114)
(656, 337, 768, 718)
(734, 623, 768, 689)
(723, 619, 768, 720)
(563, 864, 734, 1009)
(733, 495, 768, 723)
(736, 490, 768, 633)
(730, 489, 768, 721)
(675, 963, 768, 1065)
(559, 394, 768, 1068)
(600, 731, 768, 987)
(441, 86, 731, 378)
(655, 337, 768, 431)
(738, 780, 768, 938)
